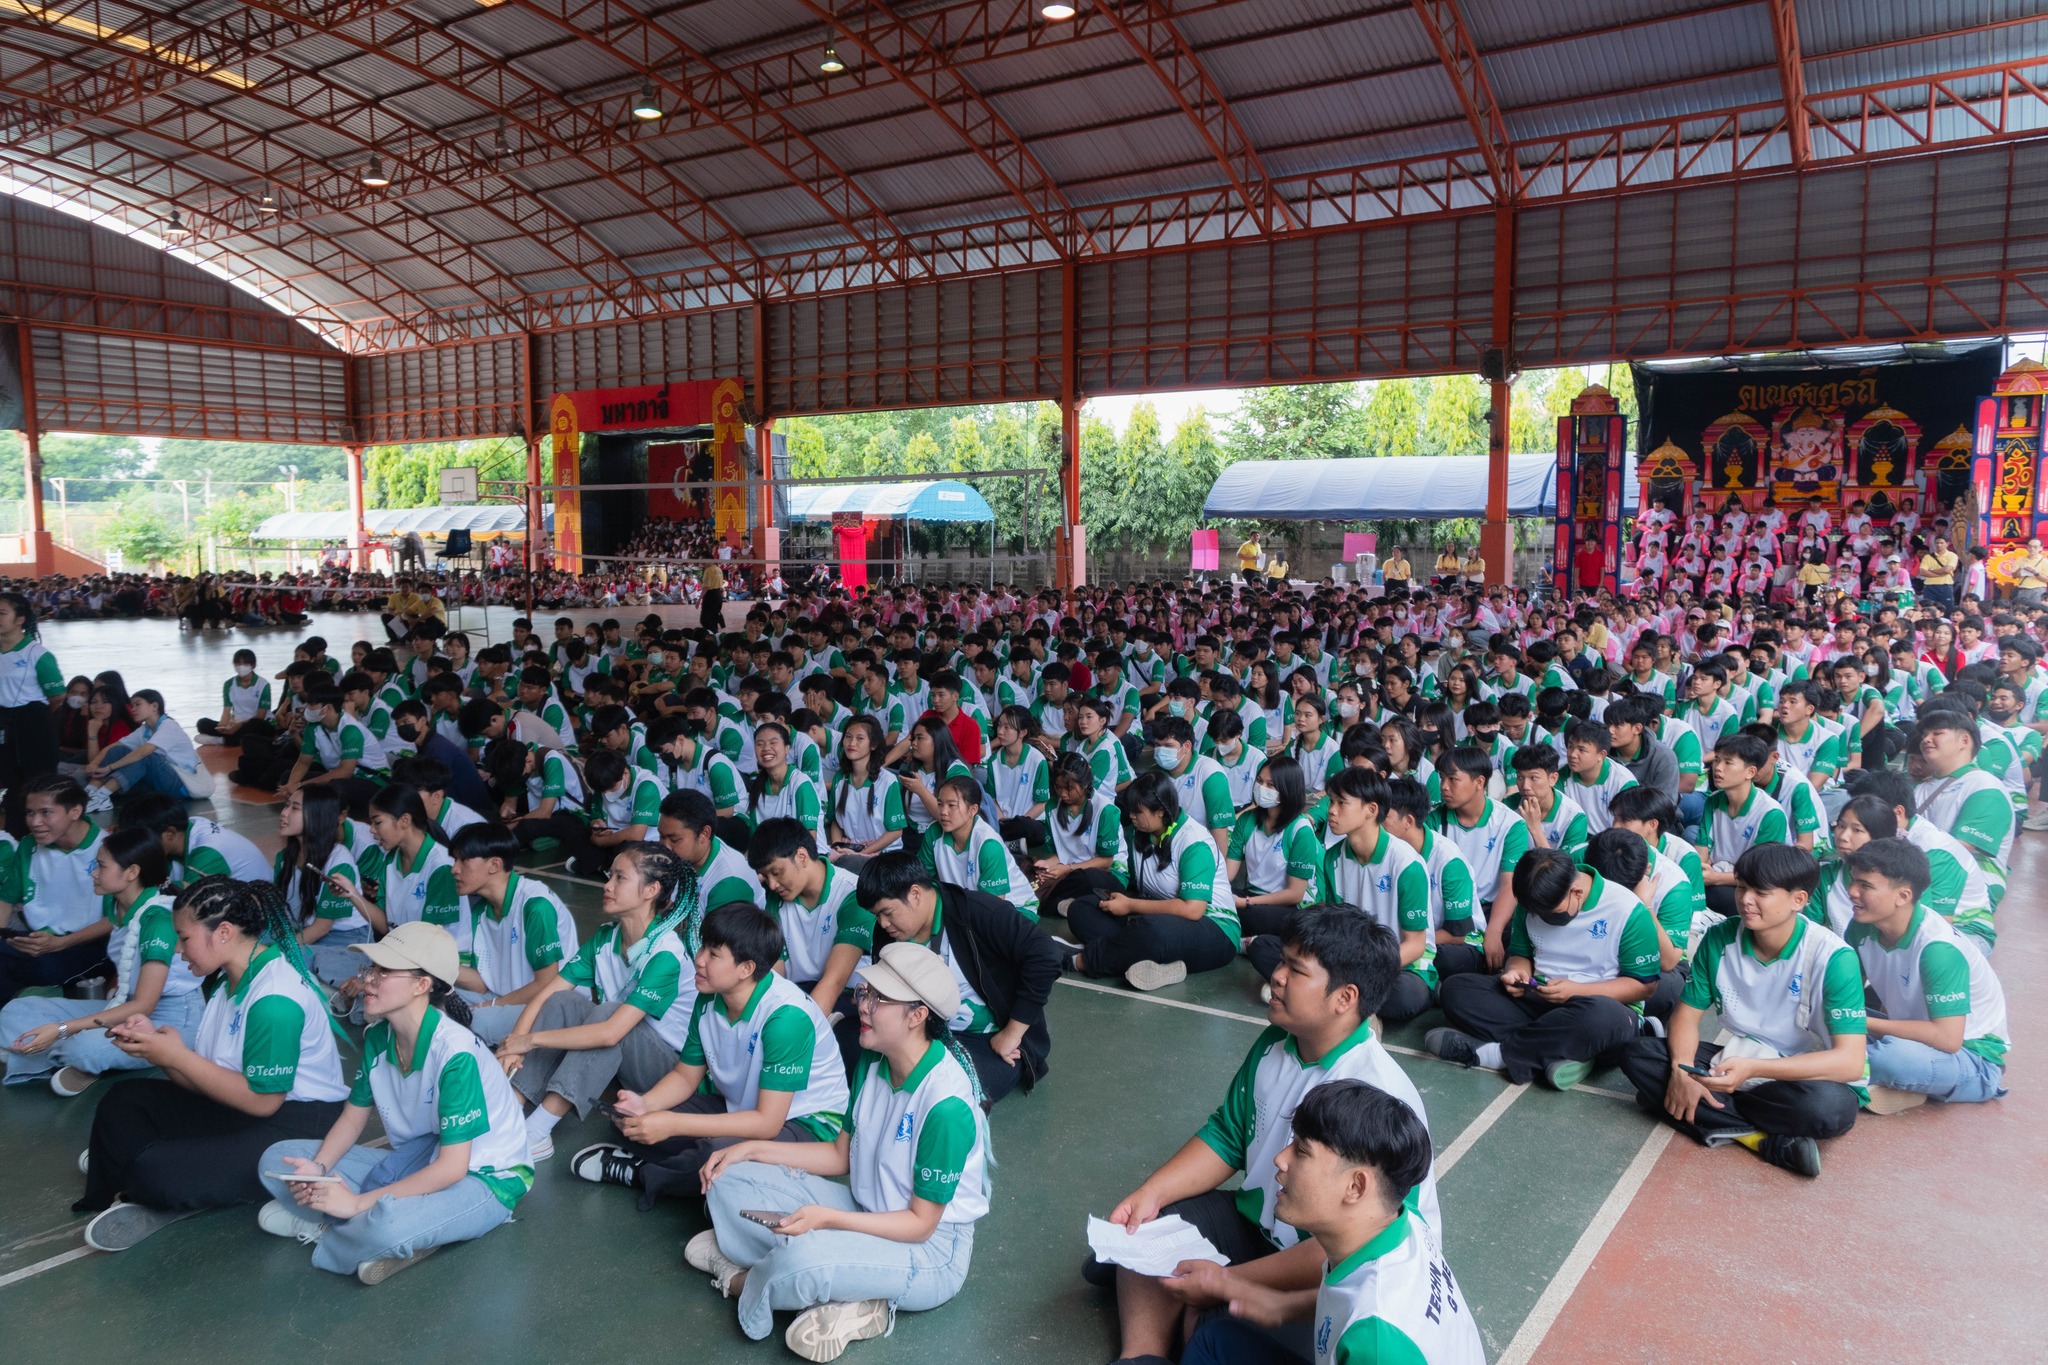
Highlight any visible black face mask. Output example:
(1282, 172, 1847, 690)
(398, 725, 424, 745)
(1533, 907, 1577, 927)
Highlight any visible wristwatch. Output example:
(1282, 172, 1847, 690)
(56, 1022, 69, 1040)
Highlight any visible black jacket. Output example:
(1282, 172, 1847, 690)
(876, 882, 1063, 1090)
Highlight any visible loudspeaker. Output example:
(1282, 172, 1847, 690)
(1479, 347, 1510, 384)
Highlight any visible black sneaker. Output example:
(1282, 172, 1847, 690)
(1757, 1134, 1822, 1178)
(1424, 1027, 1483, 1068)
(571, 1143, 644, 1188)
(1049, 935, 1082, 971)
(1080, 1253, 1117, 1288)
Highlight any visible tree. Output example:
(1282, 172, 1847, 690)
(0, 428, 20, 501)
(1359, 380, 1423, 458)
(1223, 383, 1364, 463)
(1416, 375, 1491, 457)
(197, 493, 280, 572)
(39, 433, 148, 499)
(155, 439, 347, 488)
(99, 495, 183, 569)
(364, 438, 523, 508)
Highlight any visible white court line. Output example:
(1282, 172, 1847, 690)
(528, 866, 605, 889)
(1049, 978, 1634, 1104)
(1432, 1082, 1529, 1176)
(1494, 1125, 1674, 1365)
(0, 1246, 94, 1290)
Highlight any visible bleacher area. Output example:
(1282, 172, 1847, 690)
(4, 612, 2044, 1364)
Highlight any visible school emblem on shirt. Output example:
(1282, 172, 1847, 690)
(1788, 971, 1805, 998)
(1588, 919, 1609, 940)
(1316, 1317, 1333, 1356)
(1375, 874, 1391, 893)
(894, 1113, 914, 1142)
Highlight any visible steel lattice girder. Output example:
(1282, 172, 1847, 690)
(1408, 0, 1516, 198)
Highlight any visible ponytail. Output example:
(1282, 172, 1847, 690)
(429, 976, 474, 1030)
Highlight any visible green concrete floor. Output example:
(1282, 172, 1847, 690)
(2, 616, 1666, 1363)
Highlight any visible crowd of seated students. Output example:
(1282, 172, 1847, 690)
(0, 558, 2029, 1362)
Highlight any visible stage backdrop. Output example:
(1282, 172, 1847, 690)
(1634, 345, 2003, 528)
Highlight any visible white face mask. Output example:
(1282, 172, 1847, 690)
(646, 652, 663, 666)
(1253, 784, 1280, 809)
(1336, 701, 1358, 718)
(67, 694, 86, 709)
(236, 666, 254, 678)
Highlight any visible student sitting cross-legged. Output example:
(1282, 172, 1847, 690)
(493, 843, 703, 1162)
(256, 922, 531, 1285)
(690, 941, 991, 1361)
(1619, 842, 1866, 1178)
(448, 821, 580, 1046)
(1055, 771, 1241, 993)
(3, 826, 203, 1097)
(1842, 837, 2010, 1113)
(1177, 1081, 1484, 1365)
(75, 878, 349, 1252)
(1426, 845, 1662, 1092)
(570, 902, 850, 1206)
(1088, 907, 1441, 1365)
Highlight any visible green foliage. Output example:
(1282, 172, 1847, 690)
(98, 494, 183, 567)
(364, 438, 524, 509)
(0, 428, 19, 501)
(37, 433, 149, 499)
(1223, 384, 1365, 463)
(155, 439, 346, 487)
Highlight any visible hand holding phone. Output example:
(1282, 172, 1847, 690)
(1677, 1061, 1715, 1078)
(740, 1209, 790, 1229)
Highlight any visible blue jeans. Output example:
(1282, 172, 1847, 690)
(258, 1139, 514, 1276)
(465, 1001, 526, 1046)
(1866, 1036, 2007, 1103)
(107, 751, 195, 797)
(306, 924, 376, 988)
(1677, 790, 1707, 843)
(0, 991, 202, 1083)
(707, 1160, 974, 1341)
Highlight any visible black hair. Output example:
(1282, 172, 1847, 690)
(1324, 765, 1390, 821)
(0, 590, 38, 637)
(449, 820, 523, 871)
(1118, 770, 1183, 871)
(908, 714, 966, 781)
(173, 876, 329, 1016)
(392, 755, 453, 796)
(1731, 841, 1821, 896)
(834, 714, 889, 820)
(1288, 1079, 1434, 1214)
(854, 849, 937, 910)
(1712, 732, 1771, 769)
(481, 736, 534, 803)
(659, 787, 718, 834)
(24, 772, 87, 813)
(1852, 767, 1916, 818)
(1511, 847, 1579, 913)
(746, 816, 818, 871)
(277, 785, 346, 926)
(129, 687, 166, 717)
(1255, 754, 1308, 832)
(1914, 708, 1982, 755)
(1836, 793, 1899, 842)
(1382, 775, 1432, 827)
(368, 782, 452, 848)
(1584, 827, 1650, 888)
(1606, 782, 1677, 837)
(1510, 743, 1562, 775)
(700, 902, 785, 978)
(1843, 836, 1932, 899)
(458, 696, 505, 739)
(1278, 903, 1400, 1018)
(582, 746, 631, 798)
(100, 824, 169, 893)
(116, 791, 189, 841)
(614, 843, 704, 953)
(1564, 719, 1612, 752)
(1435, 744, 1494, 784)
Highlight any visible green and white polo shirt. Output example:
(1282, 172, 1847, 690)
(342, 816, 388, 888)
(1077, 731, 1133, 802)
(0, 633, 65, 706)
(1504, 790, 1590, 859)
(923, 818, 1040, 920)
(1196, 1021, 1441, 1250)
(1775, 718, 1848, 787)
(1414, 827, 1477, 940)
(844, 1040, 989, 1224)
(1048, 796, 1128, 883)
(1505, 872, 1662, 1005)
(1684, 914, 1867, 1093)
(829, 770, 908, 848)
(749, 768, 828, 854)
(1915, 768, 2012, 899)
(221, 673, 272, 722)
(1657, 715, 1704, 785)
(194, 945, 348, 1102)
(1313, 1211, 1486, 1365)
(694, 836, 766, 911)
(1429, 799, 1530, 923)
(104, 886, 201, 1004)
(382, 835, 469, 957)
(665, 740, 745, 811)
(769, 861, 873, 985)
(1561, 758, 1638, 836)
(177, 817, 272, 884)
(1645, 841, 1703, 950)
(0, 820, 106, 935)
(986, 744, 1052, 823)
(1168, 753, 1240, 833)
(272, 842, 368, 935)
(1323, 830, 1431, 978)
(468, 872, 577, 995)
(1228, 811, 1322, 898)
(1698, 784, 1788, 867)
(1760, 767, 1826, 851)
(1905, 816, 1997, 949)
(680, 972, 848, 1140)
(592, 769, 664, 839)
(560, 920, 695, 1051)
(1129, 812, 1239, 949)
(350, 1006, 533, 1209)
(1847, 905, 2008, 1068)
(302, 710, 388, 778)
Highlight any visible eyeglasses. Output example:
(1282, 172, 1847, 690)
(359, 966, 423, 988)
(852, 985, 915, 1015)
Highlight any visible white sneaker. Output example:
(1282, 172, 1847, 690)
(1124, 960, 1187, 992)
(527, 1132, 555, 1162)
(684, 1229, 746, 1298)
(50, 1067, 96, 1098)
(357, 1245, 439, 1285)
(785, 1299, 895, 1361)
(85, 786, 113, 814)
(257, 1199, 327, 1243)
(78, 1147, 90, 1175)
(83, 1201, 194, 1252)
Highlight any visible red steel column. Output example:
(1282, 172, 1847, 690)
(1058, 260, 1084, 590)
(752, 301, 776, 573)
(17, 323, 53, 575)
(1482, 201, 1515, 588)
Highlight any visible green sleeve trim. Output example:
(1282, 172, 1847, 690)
(436, 1051, 490, 1143)
(1333, 1317, 1430, 1365)
(1193, 1027, 1279, 1170)
(422, 866, 462, 927)
(1395, 860, 1429, 932)
(1617, 903, 1663, 980)
(756, 1006, 817, 1092)
(1820, 945, 1868, 1035)
(522, 898, 565, 968)
(241, 994, 306, 1094)
(910, 1095, 976, 1203)
(1918, 940, 1972, 1019)
(626, 949, 682, 1018)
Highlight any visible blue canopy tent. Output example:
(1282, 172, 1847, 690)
(253, 505, 548, 538)
(1201, 454, 1639, 521)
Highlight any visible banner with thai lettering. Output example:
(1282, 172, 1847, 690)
(1634, 346, 2003, 512)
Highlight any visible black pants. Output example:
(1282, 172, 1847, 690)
(714, 814, 753, 854)
(0, 937, 113, 1010)
(231, 734, 300, 791)
(1434, 940, 1488, 979)
(1096, 1189, 1314, 1362)
(514, 808, 589, 851)
(1705, 884, 1738, 918)
(1438, 975, 1643, 1084)
(0, 702, 59, 836)
(998, 816, 1049, 852)
(1245, 937, 1433, 1023)
(622, 1093, 822, 1209)
(700, 590, 725, 631)
(77, 1079, 343, 1212)
(197, 717, 276, 749)
(1038, 866, 1121, 918)
(1620, 1038, 1860, 1144)
(1644, 963, 1690, 1025)
(1235, 902, 1298, 941)
(1064, 898, 1237, 981)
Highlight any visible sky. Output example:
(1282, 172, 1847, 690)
(1081, 388, 1242, 435)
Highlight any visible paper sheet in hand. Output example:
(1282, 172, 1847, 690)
(1086, 1215, 1230, 1276)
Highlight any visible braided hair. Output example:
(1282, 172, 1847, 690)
(175, 876, 348, 1038)
(615, 843, 704, 957)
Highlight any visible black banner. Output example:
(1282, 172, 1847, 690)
(1633, 345, 2003, 516)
